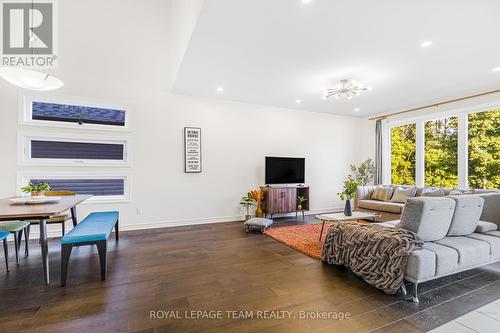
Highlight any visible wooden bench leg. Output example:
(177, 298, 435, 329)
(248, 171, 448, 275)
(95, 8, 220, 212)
(61, 244, 73, 287)
(115, 219, 119, 242)
(96, 241, 107, 281)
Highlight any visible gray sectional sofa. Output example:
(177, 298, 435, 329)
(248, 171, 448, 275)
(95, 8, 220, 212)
(378, 194, 500, 302)
(354, 184, 500, 226)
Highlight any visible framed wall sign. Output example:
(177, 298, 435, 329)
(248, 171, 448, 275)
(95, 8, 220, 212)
(184, 127, 202, 173)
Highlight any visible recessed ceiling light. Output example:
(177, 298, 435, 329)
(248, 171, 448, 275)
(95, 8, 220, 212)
(421, 40, 433, 48)
(302, 0, 312, 4)
(295, 99, 302, 104)
(492, 67, 500, 72)
(354, 108, 360, 112)
(216, 86, 224, 92)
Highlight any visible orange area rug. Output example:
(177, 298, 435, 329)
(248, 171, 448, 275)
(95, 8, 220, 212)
(264, 223, 334, 260)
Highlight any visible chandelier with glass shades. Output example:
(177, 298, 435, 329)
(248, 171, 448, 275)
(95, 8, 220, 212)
(323, 79, 372, 100)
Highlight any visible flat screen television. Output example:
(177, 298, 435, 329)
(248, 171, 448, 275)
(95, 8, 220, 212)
(265, 157, 305, 184)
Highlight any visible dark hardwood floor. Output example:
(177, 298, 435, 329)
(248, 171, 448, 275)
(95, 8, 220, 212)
(1, 215, 500, 333)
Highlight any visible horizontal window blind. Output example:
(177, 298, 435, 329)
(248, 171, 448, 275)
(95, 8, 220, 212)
(32, 101, 126, 126)
(31, 140, 124, 160)
(32, 179, 125, 196)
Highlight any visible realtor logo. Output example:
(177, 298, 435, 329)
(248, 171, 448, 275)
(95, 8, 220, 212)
(1, 0, 58, 67)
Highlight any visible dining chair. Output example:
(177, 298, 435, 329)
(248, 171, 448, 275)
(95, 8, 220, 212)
(0, 231, 9, 272)
(27, 190, 76, 238)
(0, 221, 30, 265)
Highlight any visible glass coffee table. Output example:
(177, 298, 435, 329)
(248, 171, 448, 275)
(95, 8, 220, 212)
(315, 211, 381, 240)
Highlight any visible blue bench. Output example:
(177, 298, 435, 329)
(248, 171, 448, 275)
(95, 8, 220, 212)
(60, 211, 119, 286)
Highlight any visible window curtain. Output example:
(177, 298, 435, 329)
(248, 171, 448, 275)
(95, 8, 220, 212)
(374, 119, 383, 185)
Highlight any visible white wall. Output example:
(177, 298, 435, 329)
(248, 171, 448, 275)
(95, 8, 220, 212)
(0, 0, 373, 235)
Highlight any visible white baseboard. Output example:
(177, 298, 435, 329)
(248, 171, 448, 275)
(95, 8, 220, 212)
(16, 206, 344, 239)
(122, 206, 344, 231)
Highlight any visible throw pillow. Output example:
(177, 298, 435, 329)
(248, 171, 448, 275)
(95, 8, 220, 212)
(390, 187, 417, 203)
(449, 189, 463, 195)
(422, 188, 445, 197)
(371, 186, 394, 202)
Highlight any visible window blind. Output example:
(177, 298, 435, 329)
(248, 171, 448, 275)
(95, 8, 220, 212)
(32, 179, 125, 196)
(32, 101, 126, 126)
(31, 140, 124, 160)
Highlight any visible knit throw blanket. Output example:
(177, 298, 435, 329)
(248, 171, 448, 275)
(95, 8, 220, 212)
(321, 222, 423, 294)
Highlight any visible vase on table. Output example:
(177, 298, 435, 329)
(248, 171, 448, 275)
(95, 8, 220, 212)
(344, 200, 352, 216)
(255, 202, 264, 218)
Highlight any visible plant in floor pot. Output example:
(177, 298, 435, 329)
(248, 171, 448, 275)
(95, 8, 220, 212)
(240, 193, 255, 221)
(338, 175, 361, 216)
(250, 189, 265, 218)
(21, 181, 51, 197)
(297, 195, 307, 211)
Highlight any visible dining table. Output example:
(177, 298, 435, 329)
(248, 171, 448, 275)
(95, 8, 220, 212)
(0, 194, 91, 284)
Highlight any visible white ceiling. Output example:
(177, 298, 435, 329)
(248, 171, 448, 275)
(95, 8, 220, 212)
(173, 0, 500, 117)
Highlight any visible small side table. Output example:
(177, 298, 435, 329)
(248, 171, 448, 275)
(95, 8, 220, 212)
(315, 211, 381, 241)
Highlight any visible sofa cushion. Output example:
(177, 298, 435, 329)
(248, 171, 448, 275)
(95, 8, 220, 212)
(435, 236, 490, 267)
(446, 195, 484, 236)
(370, 186, 394, 202)
(466, 233, 500, 259)
(475, 221, 498, 233)
(358, 200, 405, 214)
(422, 188, 445, 197)
(415, 187, 425, 197)
(485, 231, 500, 238)
(399, 197, 455, 241)
(390, 187, 416, 203)
(422, 242, 459, 276)
(377, 220, 400, 228)
(405, 249, 436, 281)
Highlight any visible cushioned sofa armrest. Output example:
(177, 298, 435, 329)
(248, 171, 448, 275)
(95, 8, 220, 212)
(475, 221, 498, 233)
(478, 192, 500, 229)
(354, 185, 377, 209)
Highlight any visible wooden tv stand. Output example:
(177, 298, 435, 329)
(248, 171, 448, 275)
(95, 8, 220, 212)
(262, 185, 310, 219)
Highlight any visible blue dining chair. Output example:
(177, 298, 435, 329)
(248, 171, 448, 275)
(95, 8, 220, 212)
(0, 231, 9, 272)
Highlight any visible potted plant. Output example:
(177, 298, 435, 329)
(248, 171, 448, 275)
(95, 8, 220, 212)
(250, 189, 265, 218)
(297, 195, 307, 210)
(338, 175, 361, 216)
(240, 193, 254, 221)
(21, 181, 51, 197)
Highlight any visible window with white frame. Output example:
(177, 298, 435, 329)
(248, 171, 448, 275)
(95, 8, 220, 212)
(20, 95, 128, 131)
(467, 109, 500, 189)
(391, 123, 416, 185)
(424, 116, 458, 188)
(18, 94, 131, 202)
(18, 173, 130, 203)
(387, 105, 500, 189)
(19, 134, 129, 166)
